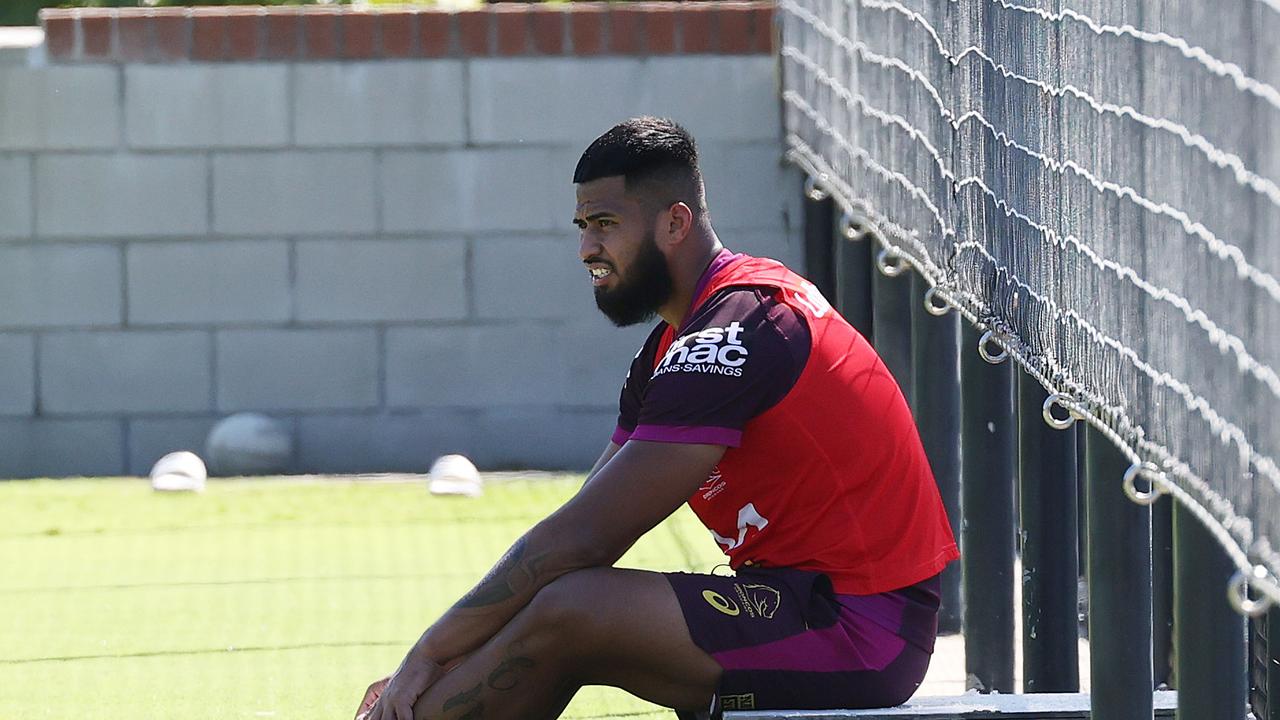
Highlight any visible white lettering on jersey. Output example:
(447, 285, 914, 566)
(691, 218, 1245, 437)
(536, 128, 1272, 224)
(793, 281, 832, 318)
(652, 321, 749, 378)
(711, 502, 770, 551)
(700, 465, 727, 500)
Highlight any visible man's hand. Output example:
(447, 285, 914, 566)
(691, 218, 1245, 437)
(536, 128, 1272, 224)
(356, 649, 446, 720)
(354, 676, 388, 720)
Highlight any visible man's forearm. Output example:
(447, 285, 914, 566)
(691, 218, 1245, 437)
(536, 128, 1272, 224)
(413, 520, 604, 665)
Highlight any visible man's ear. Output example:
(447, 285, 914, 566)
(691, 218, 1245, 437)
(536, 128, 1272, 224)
(666, 202, 695, 243)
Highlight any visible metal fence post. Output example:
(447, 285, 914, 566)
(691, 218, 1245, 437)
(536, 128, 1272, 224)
(1251, 609, 1279, 719)
(834, 219, 873, 340)
(959, 323, 1015, 691)
(1085, 427, 1153, 720)
(1174, 503, 1247, 720)
(1018, 374, 1080, 692)
(1266, 608, 1280, 720)
(1153, 496, 1174, 688)
(801, 187, 835, 300)
(912, 275, 962, 634)
(871, 246, 914, 407)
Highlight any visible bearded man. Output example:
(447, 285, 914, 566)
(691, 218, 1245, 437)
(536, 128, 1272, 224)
(357, 117, 958, 720)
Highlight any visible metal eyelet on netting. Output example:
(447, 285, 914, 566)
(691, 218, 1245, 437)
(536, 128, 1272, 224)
(1227, 565, 1276, 617)
(803, 176, 829, 202)
(840, 213, 869, 242)
(1121, 462, 1169, 506)
(876, 247, 907, 277)
(1041, 393, 1078, 430)
(923, 287, 951, 316)
(977, 330, 1008, 365)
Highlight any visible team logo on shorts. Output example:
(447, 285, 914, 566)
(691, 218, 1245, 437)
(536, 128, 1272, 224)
(701, 584, 781, 619)
(702, 589, 741, 616)
(735, 583, 781, 619)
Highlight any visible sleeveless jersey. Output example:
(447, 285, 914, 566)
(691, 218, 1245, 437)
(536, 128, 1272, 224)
(653, 254, 958, 595)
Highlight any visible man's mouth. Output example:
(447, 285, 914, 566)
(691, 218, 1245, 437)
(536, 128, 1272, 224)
(587, 264, 614, 286)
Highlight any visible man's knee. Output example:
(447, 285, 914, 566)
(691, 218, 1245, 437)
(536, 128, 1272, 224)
(523, 569, 607, 632)
(514, 569, 620, 662)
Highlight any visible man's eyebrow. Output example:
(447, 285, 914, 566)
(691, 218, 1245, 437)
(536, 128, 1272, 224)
(573, 211, 619, 226)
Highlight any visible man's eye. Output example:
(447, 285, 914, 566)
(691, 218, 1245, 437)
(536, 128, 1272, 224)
(598, 219, 615, 228)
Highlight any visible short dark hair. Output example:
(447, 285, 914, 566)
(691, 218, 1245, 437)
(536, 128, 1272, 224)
(573, 117, 707, 216)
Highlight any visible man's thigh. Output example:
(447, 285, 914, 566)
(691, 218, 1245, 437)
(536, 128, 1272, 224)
(537, 567, 724, 698)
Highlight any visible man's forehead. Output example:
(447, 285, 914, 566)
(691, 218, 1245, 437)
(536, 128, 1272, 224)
(575, 176, 630, 215)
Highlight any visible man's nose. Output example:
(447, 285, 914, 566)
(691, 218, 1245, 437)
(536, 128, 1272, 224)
(579, 231, 602, 262)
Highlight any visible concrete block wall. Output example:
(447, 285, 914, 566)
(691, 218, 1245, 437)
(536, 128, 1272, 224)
(0, 3, 802, 478)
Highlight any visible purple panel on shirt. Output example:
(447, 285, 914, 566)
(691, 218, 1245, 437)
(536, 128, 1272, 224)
(630, 424, 743, 447)
(611, 426, 632, 445)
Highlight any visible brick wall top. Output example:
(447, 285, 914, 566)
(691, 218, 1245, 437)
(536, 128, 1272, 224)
(39, 2, 775, 63)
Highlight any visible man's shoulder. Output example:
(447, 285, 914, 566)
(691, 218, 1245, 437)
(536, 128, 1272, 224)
(693, 286, 806, 339)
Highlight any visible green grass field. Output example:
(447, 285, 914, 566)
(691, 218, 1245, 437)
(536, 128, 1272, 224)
(0, 475, 725, 719)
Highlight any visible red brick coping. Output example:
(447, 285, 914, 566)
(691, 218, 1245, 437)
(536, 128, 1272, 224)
(40, 2, 775, 63)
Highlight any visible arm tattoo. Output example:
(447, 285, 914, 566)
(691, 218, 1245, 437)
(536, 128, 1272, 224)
(486, 656, 536, 691)
(454, 537, 542, 609)
(442, 683, 481, 712)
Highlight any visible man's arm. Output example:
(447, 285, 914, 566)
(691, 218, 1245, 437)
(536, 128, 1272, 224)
(411, 439, 724, 667)
(584, 441, 622, 484)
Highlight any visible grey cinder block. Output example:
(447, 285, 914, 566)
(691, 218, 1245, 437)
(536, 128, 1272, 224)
(127, 240, 290, 325)
(0, 244, 121, 328)
(298, 408, 612, 472)
(0, 334, 34, 416)
(471, 408, 616, 470)
(296, 410, 479, 474)
(639, 57, 781, 143)
(699, 143, 793, 233)
(125, 64, 289, 149)
(0, 418, 124, 478)
(40, 331, 212, 414)
(295, 238, 467, 323)
(216, 328, 379, 412)
(36, 154, 209, 238)
(213, 151, 377, 235)
(294, 62, 466, 147)
(385, 324, 563, 408)
(473, 237, 590, 321)
(468, 58, 645, 144)
(0, 154, 32, 239)
(381, 148, 570, 232)
(724, 228, 803, 270)
(0, 66, 119, 151)
(555, 319, 651, 409)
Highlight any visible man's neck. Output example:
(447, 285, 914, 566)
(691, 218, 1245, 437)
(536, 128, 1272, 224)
(657, 232, 723, 329)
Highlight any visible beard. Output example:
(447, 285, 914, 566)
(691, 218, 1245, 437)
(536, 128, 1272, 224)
(593, 230, 675, 327)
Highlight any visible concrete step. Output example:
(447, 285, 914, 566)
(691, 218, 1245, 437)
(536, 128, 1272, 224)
(723, 691, 1179, 719)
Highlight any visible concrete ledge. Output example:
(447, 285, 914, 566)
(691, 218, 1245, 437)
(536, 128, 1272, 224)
(0, 27, 43, 66)
(725, 691, 1178, 719)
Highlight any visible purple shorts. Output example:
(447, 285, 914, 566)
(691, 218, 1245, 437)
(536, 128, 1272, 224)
(666, 567, 940, 715)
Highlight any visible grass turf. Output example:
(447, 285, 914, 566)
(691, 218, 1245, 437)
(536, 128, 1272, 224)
(0, 475, 725, 719)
